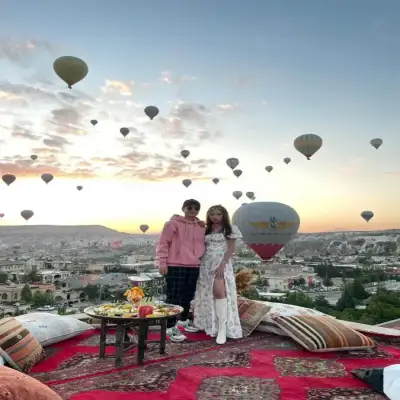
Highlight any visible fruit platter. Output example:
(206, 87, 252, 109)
(84, 302, 183, 320)
(84, 286, 183, 320)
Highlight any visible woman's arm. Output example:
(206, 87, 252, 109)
(221, 239, 236, 265)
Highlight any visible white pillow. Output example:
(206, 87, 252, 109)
(15, 313, 93, 347)
(0, 355, 4, 366)
(255, 301, 328, 336)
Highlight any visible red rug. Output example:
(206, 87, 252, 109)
(29, 329, 400, 399)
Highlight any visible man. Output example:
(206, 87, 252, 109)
(156, 199, 206, 342)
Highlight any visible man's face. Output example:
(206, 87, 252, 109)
(183, 204, 200, 218)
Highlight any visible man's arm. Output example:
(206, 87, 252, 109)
(156, 221, 176, 269)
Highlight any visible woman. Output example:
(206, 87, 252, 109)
(193, 205, 243, 344)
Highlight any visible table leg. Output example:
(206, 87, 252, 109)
(160, 319, 167, 355)
(99, 319, 107, 358)
(115, 324, 125, 368)
(137, 321, 148, 366)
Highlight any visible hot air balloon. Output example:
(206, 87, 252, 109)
(90, 119, 98, 126)
(140, 224, 149, 233)
(0, 213, 4, 218)
(182, 179, 192, 188)
(294, 134, 323, 160)
(232, 191, 242, 200)
(241, 203, 247, 206)
(233, 169, 242, 178)
(283, 157, 291, 165)
(77, 186, 83, 191)
(361, 211, 374, 222)
(226, 158, 239, 170)
(265, 166, 273, 173)
(30, 155, 38, 161)
(246, 192, 254, 200)
(120, 127, 130, 137)
(212, 178, 220, 184)
(181, 149, 190, 159)
(144, 106, 159, 120)
(41, 173, 54, 184)
(53, 56, 88, 89)
(370, 138, 383, 150)
(2, 174, 16, 186)
(232, 202, 300, 262)
(21, 210, 34, 221)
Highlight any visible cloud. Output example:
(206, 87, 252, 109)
(0, 82, 58, 105)
(115, 153, 217, 181)
(0, 157, 95, 179)
(0, 39, 53, 67)
(43, 134, 72, 149)
(217, 103, 239, 113)
(46, 106, 89, 136)
(11, 124, 40, 141)
(160, 71, 196, 85)
(236, 76, 252, 86)
(101, 80, 135, 96)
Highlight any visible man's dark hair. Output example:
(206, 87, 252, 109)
(182, 199, 201, 209)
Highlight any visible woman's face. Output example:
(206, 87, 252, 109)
(208, 209, 223, 224)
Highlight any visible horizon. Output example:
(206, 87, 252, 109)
(0, 223, 398, 236)
(0, 0, 399, 233)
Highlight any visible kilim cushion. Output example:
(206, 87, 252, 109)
(0, 366, 62, 399)
(272, 315, 376, 352)
(0, 317, 45, 372)
(237, 296, 271, 337)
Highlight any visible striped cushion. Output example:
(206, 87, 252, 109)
(0, 317, 45, 372)
(272, 315, 376, 352)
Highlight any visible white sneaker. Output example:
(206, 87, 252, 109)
(166, 326, 187, 342)
(177, 320, 199, 333)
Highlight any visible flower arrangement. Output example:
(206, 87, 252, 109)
(124, 286, 144, 305)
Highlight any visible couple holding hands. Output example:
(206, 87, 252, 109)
(156, 199, 242, 344)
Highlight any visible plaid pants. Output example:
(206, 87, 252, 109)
(166, 266, 199, 327)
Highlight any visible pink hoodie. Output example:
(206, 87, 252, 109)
(156, 215, 206, 269)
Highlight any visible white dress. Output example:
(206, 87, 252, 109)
(193, 225, 243, 339)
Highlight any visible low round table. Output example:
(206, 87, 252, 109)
(84, 304, 183, 367)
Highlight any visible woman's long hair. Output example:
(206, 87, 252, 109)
(205, 205, 232, 238)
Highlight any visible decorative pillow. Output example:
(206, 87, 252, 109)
(0, 356, 4, 366)
(255, 301, 329, 336)
(0, 366, 62, 399)
(16, 313, 93, 347)
(272, 315, 376, 352)
(237, 297, 271, 337)
(0, 317, 45, 372)
(352, 368, 385, 396)
(341, 320, 400, 338)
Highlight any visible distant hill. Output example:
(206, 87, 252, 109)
(0, 225, 134, 244)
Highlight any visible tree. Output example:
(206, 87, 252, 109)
(32, 291, 45, 307)
(284, 292, 314, 309)
(241, 286, 260, 300)
(0, 273, 8, 284)
(323, 277, 333, 287)
(350, 279, 369, 300)
(298, 277, 306, 286)
(336, 287, 356, 311)
(23, 268, 41, 283)
(83, 284, 100, 301)
(313, 295, 332, 313)
(20, 284, 32, 303)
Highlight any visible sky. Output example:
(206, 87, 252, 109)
(0, 0, 399, 233)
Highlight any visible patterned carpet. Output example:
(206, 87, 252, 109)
(29, 329, 400, 399)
